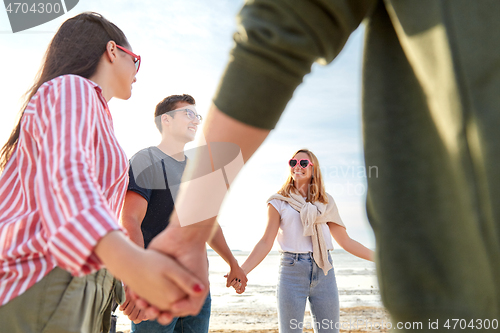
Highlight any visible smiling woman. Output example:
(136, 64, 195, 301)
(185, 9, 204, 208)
(0, 12, 203, 333)
(236, 148, 374, 333)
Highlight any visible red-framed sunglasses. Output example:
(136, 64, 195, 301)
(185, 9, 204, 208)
(116, 45, 141, 73)
(289, 159, 314, 168)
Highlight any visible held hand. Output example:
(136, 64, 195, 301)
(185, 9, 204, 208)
(133, 227, 210, 321)
(224, 275, 247, 294)
(224, 265, 247, 294)
(125, 249, 205, 314)
(119, 285, 147, 323)
(94, 231, 204, 321)
(225, 264, 248, 287)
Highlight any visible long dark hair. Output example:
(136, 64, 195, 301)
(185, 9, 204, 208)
(0, 12, 129, 171)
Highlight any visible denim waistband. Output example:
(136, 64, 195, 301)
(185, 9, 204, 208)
(280, 251, 332, 259)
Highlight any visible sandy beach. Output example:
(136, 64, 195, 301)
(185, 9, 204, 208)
(115, 251, 387, 332)
(115, 306, 391, 333)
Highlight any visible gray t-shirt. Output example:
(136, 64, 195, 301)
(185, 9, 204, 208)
(128, 147, 187, 247)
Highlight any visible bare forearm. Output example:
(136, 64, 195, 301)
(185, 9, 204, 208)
(241, 240, 274, 275)
(121, 220, 145, 248)
(329, 224, 374, 262)
(95, 230, 207, 313)
(208, 225, 238, 267)
(119, 192, 147, 248)
(163, 106, 270, 245)
(163, 214, 218, 245)
(203, 105, 270, 162)
(342, 239, 374, 262)
(94, 230, 143, 281)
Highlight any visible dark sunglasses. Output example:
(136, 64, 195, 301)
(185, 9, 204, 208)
(116, 45, 141, 73)
(289, 159, 314, 168)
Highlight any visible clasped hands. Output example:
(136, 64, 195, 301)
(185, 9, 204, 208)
(224, 264, 248, 294)
(119, 231, 248, 325)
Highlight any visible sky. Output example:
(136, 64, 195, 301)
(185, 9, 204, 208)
(0, 0, 374, 251)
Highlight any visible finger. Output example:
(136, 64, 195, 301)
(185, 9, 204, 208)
(170, 297, 203, 317)
(123, 303, 135, 317)
(134, 298, 150, 310)
(128, 305, 141, 321)
(157, 311, 174, 326)
(119, 298, 130, 311)
(138, 309, 147, 321)
(144, 305, 160, 319)
(152, 250, 206, 297)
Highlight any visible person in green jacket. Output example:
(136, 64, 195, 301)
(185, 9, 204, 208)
(138, 1, 500, 331)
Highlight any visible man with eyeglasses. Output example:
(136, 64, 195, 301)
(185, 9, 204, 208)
(119, 94, 247, 333)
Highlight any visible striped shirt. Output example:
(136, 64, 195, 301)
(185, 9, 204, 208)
(0, 75, 129, 306)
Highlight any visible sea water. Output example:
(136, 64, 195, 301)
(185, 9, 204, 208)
(208, 250, 381, 312)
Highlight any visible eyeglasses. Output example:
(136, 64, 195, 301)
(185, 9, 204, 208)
(289, 159, 314, 168)
(167, 108, 203, 122)
(116, 45, 141, 73)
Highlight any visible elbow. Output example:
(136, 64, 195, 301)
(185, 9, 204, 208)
(120, 215, 140, 233)
(261, 238, 275, 253)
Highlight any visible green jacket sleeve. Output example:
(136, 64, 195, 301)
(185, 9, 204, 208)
(213, 0, 376, 129)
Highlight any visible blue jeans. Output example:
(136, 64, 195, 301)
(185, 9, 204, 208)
(277, 252, 339, 333)
(131, 293, 211, 333)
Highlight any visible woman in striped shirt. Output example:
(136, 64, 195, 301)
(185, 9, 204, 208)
(0, 12, 203, 333)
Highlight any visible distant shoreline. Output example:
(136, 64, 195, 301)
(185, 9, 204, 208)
(207, 249, 376, 256)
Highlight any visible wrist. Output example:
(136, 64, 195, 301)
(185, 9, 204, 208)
(241, 262, 251, 275)
(94, 230, 143, 281)
(228, 258, 240, 268)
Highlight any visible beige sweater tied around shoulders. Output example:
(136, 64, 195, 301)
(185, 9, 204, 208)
(267, 192, 345, 275)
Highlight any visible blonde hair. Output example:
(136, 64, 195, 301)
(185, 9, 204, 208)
(277, 148, 328, 204)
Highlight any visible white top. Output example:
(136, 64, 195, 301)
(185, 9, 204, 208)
(269, 198, 336, 253)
